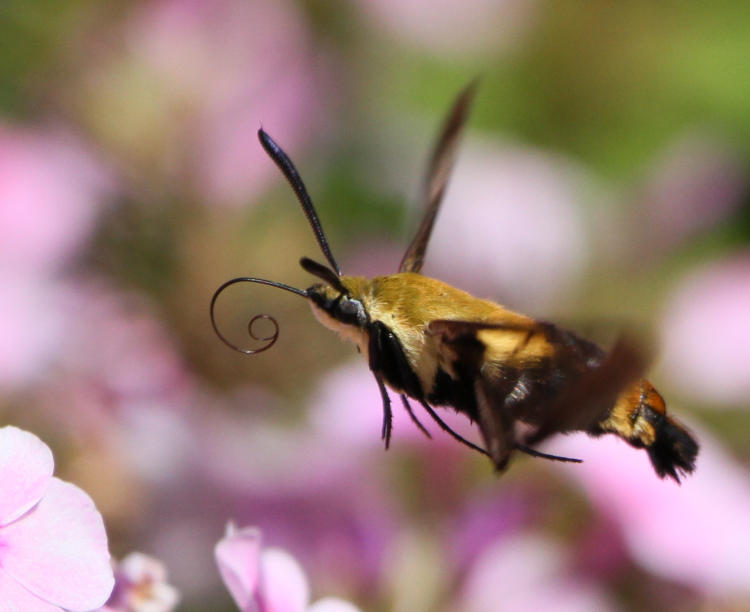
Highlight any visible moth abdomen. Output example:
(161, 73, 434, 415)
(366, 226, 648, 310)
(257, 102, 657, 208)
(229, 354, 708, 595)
(594, 380, 698, 482)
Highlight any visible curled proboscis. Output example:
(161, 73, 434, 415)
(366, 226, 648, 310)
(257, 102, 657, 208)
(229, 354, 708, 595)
(210, 276, 307, 355)
(243, 313, 279, 353)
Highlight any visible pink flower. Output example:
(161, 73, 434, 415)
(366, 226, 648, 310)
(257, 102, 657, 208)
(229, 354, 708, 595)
(0, 124, 112, 275)
(102, 552, 179, 611)
(0, 425, 114, 611)
(551, 429, 750, 599)
(660, 252, 750, 406)
(215, 524, 362, 612)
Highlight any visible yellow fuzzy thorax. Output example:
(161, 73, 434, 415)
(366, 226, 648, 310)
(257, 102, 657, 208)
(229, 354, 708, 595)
(310, 273, 554, 389)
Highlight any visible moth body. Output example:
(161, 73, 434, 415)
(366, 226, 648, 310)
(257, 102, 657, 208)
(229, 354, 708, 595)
(306, 271, 697, 480)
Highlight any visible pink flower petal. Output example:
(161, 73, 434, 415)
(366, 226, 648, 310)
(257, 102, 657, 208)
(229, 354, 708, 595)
(260, 548, 309, 612)
(1, 477, 113, 611)
(0, 426, 53, 526)
(215, 525, 262, 611)
(215, 526, 311, 612)
(0, 569, 63, 612)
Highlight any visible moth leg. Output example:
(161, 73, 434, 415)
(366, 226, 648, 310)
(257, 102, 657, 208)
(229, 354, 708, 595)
(373, 373, 393, 449)
(495, 370, 583, 463)
(400, 395, 432, 439)
(418, 400, 489, 457)
(516, 444, 582, 463)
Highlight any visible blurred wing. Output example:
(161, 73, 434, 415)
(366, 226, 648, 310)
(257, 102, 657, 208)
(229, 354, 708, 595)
(427, 320, 649, 464)
(523, 334, 648, 446)
(399, 80, 478, 274)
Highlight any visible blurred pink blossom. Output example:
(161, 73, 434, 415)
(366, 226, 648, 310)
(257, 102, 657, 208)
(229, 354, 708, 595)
(356, 0, 536, 58)
(0, 124, 112, 274)
(84, 0, 323, 206)
(4, 275, 197, 511)
(660, 252, 750, 406)
(59, 280, 189, 403)
(101, 552, 179, 612)
(0, 425, 114, 611)
(552, 428, 750, 599)
(458, 533, 616, 612)
(0, 125, 113, 389)
(215, 524, 362, 612)
(424, 141, 589, 312)
(38, 279, 197, 485)
(448, 488, 534, 574)
(638, 132, 747, 254)
(0, 274, 67, 389)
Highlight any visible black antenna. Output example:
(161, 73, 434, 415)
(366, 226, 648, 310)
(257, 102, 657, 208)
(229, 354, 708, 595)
(300, 257, 349, 294)
(258, 129, 342, 276)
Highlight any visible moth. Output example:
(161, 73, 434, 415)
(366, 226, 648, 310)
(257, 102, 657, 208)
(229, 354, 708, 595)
(212, 82, 698, 482)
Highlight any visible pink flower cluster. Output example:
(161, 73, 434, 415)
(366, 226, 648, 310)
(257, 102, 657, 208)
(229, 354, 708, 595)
(0, 426, 113, 611)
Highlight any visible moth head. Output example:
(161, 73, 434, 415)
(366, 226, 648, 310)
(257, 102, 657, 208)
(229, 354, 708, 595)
(301, 257, 369, 329)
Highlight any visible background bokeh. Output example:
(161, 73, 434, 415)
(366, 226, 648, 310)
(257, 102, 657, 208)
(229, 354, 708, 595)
(2, 1, 750, 610)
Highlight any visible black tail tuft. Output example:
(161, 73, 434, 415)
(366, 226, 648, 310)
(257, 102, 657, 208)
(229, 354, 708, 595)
(647, 417, 699, 483)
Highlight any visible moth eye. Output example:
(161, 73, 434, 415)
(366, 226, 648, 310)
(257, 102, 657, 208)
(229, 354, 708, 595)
(338, 297, 359, 316)
(336, 297, 367, 326)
